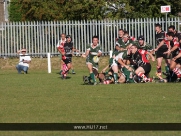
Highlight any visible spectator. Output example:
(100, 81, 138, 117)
(16, 48, 31, 74)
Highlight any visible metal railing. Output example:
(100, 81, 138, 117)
(0, 17, 180, 57)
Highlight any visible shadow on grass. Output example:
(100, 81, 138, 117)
(58, 76, 71, 79)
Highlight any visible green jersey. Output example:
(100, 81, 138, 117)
(109, 50, 129, 66)
(116, 39, 133, 49)
(112, 50, 121, 56)
(86, 44, 101, 69)
(116, 38, 122, 47)
(134, 41, 153, 51)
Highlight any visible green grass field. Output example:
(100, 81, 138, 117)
(0, 57, 181, 136)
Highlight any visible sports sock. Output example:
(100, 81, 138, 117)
(113, 73, 118, 83)
(62, 70, 69, 75)
(138, 72, 148, 82)
(173, 68, 181, 78)
(90, 73, 96, 83)
(165, 66, 170, 73)
(62, 64, 69, 75)
(157, 66, 161, 74)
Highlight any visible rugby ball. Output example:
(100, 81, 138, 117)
(93, 56, 99, 63)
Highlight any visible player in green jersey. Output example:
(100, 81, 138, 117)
(136, 35, 153, 52)
(82, 36, 102, 85)
(115, 32, 134, 51)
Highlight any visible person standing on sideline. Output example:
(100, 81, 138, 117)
(16, 48, 31, 74)
(57, 33, 66, 74)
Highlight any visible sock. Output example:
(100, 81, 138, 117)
(173, 68, 181, 78)
(72, 69, 75, 73)
(63, 64, 68, 71)
(62, 70, 69, 75)
(62, 64, 69, 75)
(103, 80, 110, 84)
(157, 66, 161, 73)
(165, 66, 170, 73)
(138, 72, 148, 82)
(90, 73, 96, 83)
(113, 73, 118, 83)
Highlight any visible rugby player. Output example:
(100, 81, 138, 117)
(130, 44, 155, 83)
(82, 36, 102, 85)
(154, 23, 169, 77)
(163, 32, 181, 82)
(115, 31, 134, 51)
(64, 35, 79, 75)
(57, 33, 66, 74)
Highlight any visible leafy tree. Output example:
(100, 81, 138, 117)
(105, 0, 181, 19)
(8, 0, 23, 21)
(8, 0, 181, 21)
(61, 0, 106, 20)
(19, 0, 65, 21)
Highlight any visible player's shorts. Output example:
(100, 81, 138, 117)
(140, 63, 151, 75)
(109, 58, 118, 67)
(86, 58, 98, 70)
(156, 48, 170, 59)
(63, 58, 71, 64)
(121, 66, 135, 83)
(67, 57, 72, 63)
(174, 58, 181, 64)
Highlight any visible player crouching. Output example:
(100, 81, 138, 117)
(130, 44, 155, 83)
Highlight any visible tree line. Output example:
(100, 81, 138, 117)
(8, 0, 181, 21)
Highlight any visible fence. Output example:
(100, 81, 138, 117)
(0, 17, 180, 57)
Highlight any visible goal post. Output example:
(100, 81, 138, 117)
(47, 53, 51, 73)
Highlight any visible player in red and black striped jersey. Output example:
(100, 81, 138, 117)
(171, 50, 181, 82)
(57, 33, 66, 74)
(154, 23, 169, 77)
(57, 42, 70, 79)
(130, 44, 155, 83)
(162, 32, 181, 82)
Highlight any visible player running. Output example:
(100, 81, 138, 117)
(58, 35, 78, 79)
(82, 35, 102, 85)
(57, 33, 66, 74)
(64, 35, 79, 75)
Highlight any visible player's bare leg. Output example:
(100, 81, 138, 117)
(60, 60, 64, 74)
(135, 67, 152, 82)
(156, 57, 163, 78)
(118, 72, 126, 83)
(71, 63, 76, 74)
(170, 60, 181, 82)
